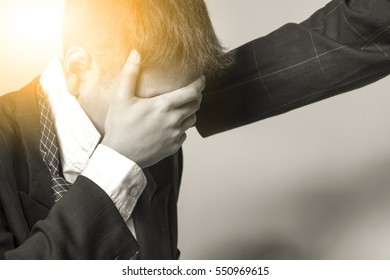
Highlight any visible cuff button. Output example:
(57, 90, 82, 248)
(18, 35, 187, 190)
(129, 186, 139, 197)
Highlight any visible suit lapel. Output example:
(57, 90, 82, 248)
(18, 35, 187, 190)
(142, 168, 158, 202)
(134, 154, 181, 259)
(142, 154, 176, 202)
(15, 77, 54, 209)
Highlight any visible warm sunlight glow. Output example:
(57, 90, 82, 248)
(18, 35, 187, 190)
(2, 1, 63, 44)
(0, 0, 65, 93)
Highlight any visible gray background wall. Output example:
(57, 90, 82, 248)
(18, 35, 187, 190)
(1, 0, 390, 259)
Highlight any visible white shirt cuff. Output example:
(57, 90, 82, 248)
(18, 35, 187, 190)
(81, 144, 147, 221)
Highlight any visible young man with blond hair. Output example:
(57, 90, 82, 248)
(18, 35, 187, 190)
(0, 0, 231, 259)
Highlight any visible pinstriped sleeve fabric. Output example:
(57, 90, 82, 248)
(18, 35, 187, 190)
(196, 0, 390, 137)
(5, 176, 139, 259)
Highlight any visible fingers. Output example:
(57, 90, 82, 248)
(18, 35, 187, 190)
(181, 114, 197, 130)
(176, 96, 202, 121)
(157, 75, 205, 108)
(177, 132, 187, 147)
(115, 50, 141, 102)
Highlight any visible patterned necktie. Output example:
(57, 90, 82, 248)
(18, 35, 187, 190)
(37, 83, 71, 203)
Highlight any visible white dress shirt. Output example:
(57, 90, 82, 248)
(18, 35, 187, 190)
(39, 57, 146, 236)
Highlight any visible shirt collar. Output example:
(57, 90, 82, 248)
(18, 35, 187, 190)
(39, 57, 101, 183)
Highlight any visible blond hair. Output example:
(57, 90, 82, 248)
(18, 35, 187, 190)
(63, 0, 233, 77)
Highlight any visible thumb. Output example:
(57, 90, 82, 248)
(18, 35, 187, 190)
(115, 49, 141, 102)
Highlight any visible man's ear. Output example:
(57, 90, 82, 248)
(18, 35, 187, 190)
(63, 47, 93, 97)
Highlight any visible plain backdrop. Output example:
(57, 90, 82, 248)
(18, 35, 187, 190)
(1, 0, 390, 259)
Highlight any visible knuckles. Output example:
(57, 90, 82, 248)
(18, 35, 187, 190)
(153, 97, 172, 113)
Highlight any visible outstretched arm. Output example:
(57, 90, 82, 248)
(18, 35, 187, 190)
(197, 0, 390, 137)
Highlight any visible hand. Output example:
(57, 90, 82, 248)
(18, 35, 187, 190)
(101, 50, 204, 168)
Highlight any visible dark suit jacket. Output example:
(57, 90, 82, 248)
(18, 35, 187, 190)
(197, 0, 390, 136)
(0, 77, 183, 259)
(1, 0, 389, 260)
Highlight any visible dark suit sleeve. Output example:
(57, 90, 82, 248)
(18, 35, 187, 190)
(196, 0, 390, 137)
(3, 176, 138, 260)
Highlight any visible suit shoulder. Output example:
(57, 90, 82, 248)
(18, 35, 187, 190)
(0, 77, 39, 113)
(0, 78, 40, 158)
(0, 77, 39, 120)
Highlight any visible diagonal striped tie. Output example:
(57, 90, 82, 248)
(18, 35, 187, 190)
(37, 83, 71, 203)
